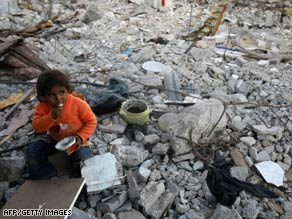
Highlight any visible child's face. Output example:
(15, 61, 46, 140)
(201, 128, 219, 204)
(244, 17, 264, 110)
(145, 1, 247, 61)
(45, 85, 68, 107)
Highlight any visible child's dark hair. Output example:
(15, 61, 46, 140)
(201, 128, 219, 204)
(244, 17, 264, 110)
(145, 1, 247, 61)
(36, 70, 72, 102)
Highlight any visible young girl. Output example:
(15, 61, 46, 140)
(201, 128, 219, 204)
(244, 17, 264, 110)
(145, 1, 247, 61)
(27, 70, 97, 179)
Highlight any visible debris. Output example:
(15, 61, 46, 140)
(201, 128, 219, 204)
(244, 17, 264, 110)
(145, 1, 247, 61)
(96, 191, 128, 213)
(77, 78, 128, 115)
(0, 109, 34, 138)
(69, 207, 98, 219)
(0, 156, 25, 182)
(0, 93, 25, 110)
(207, 156, 278, 206)
(81, 153, 122, 193)
(210, 204, 242, 219)
(255, 161, 284, 187)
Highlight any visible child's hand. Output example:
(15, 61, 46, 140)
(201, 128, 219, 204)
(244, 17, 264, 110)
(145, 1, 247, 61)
(51, 105, 63, 119)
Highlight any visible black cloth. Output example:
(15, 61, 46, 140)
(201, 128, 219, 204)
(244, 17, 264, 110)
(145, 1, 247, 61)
(206, 156, 278, 206)
(76, 78, 129, 115)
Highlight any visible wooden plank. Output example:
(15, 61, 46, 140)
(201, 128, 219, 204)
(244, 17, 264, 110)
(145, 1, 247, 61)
(0, 178, 85, 219)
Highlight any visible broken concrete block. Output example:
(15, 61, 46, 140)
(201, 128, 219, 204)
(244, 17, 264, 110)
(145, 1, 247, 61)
(0, 0, 20, 14)
(113, 145, 148, 167)
(69, 207, 98, 219)
(139, 74, 163, 88)
(96, 191, 128, 213)
(103, 213, 117, 219)
(147, 191, 177, 219)
(129, 46, 155, 63)
(139, 181, 165, 212)
(152, 143, 170, 155)
(252, 125, 284, 140)
(117, 209, 146, 219)
(167, 99, 227, 155)
(143, 134, 160, 145)
(0, 156, 25, 182)
(230, 166, 249, 181)
(210, 204, 242, 219)
(138, 166, 151, 182)
(99, 124, 126, 134)
(83, 3, 102, 24)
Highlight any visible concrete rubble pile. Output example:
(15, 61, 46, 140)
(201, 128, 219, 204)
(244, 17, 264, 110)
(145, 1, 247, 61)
(0, 0, 292, 218)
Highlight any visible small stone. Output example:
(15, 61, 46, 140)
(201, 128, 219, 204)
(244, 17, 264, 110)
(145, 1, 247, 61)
(257, 60, 269, 66)
(193, 161, 204, 171)
(240, 137, 256, 147)
(103, 213, 117, 219)
(176, 203, 190, 214)
(150, 169, 162, 181)
(152, 143, 170, 155)
(249, 147, 258, 160)
(241, 200, 259, 219)
(210, 204, 242, 219)
(138, 167, 151, 182)
(87, 208, 96, 217)
(143, 134, 160, 145)
(230, 166, 249, 181)
(257, 151, 270, 162)
(78, 201, 87, 210)
(117, 210, 146, 219)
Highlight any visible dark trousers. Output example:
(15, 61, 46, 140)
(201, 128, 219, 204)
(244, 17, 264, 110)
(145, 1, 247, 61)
(26, 135, 93, 179)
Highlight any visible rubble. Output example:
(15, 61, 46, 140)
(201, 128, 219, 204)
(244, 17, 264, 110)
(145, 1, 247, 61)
(1, 0, 292, 218)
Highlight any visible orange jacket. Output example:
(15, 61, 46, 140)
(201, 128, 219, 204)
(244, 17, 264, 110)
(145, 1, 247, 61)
(32, 94, 97, 142)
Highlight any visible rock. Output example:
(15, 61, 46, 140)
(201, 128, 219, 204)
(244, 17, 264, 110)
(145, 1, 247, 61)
(129, 46, 155, 63)
(96, 191, 128, 213)
(83, 3, 102, 24)
(193, 161, 204, 171)
(158, 113, 178, 132)
(236, 80, 250, 95)
(88, 194, 102, 208)
(0, 181, 9, 200)
(230, 148, 248, 166)
(230, 166, 249, 181)
(117, 209, 146, 219)
(152, 143, 170, 155)
(240, 137, 256, 147)
(150, 169, 162, 181)
(0, 156, 25, 182)
(168, 99, 227, 155)
(252, 125, 284, 140)
(257, 150, 270, 162)
(241, 200, 259, 219)
(113, 145, 148, 167)
(103, 213, 117, 219)
(139, 182, 165, 213)
(138, 166, 151, 182)
(69, 207, 98, 219)
(202, 181, 216, 202)
(0, 0, 20, 14)
(176, 203, 190, 214)
(185, 209, 205, 219)
(210, 204, 242, 219)
(143, 134, 160, 145)
(147, 190, 177, 219)
(231, 116, 245, 131)
(257, 60, 269, 67)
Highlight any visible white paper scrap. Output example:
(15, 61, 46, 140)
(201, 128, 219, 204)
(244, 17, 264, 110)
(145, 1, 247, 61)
(255, 161, 284, 187)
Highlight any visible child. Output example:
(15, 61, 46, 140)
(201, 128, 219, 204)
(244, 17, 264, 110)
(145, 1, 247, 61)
(27, 70, 97, 179)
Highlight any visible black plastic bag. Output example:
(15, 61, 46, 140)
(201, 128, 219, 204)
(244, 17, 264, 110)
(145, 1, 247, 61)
(206, 156, 278, 206)
(76, 78, 129, 115)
